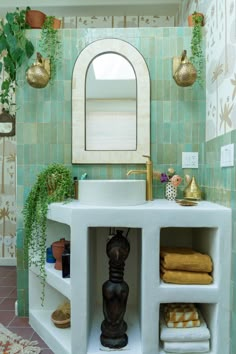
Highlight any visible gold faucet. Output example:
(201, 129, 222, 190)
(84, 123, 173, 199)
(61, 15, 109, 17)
(127, 155, 160, 201)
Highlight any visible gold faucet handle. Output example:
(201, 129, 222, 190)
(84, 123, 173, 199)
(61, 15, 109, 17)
(142, 155, 151, 163)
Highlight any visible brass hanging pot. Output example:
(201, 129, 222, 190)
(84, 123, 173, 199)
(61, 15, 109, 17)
(173, 50, 197, 87)
(26, 52, 50, 88)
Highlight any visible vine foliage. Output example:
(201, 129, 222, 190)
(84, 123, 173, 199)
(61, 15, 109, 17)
(23, 163, 74, 305)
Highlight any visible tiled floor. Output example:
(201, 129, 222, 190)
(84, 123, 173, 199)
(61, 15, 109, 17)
(0, 266, 54, 353)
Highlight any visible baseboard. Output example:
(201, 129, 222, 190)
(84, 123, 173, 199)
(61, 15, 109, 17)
(15, 300, 18, 316)
(0, 258, 17, 266)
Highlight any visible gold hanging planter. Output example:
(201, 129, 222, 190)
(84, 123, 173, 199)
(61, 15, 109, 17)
(173, 50, 197, 87)
(26, 52, 51, 88)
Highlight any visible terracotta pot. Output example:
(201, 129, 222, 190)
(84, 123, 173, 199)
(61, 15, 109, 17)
(52, 238, 70, 270)
(53, 18, 61, 29)
(188, 12, 204, 27)
(26, 10, 46, 29)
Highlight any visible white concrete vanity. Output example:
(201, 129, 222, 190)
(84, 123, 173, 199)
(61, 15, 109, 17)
(28, 200, 231, 354)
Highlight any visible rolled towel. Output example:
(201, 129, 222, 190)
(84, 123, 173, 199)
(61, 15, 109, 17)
(160, 247, 213, 273)
(164, 303, 199, 322)
(161, 266, 213, 285)
(160, 310, 210, 341)
(163, 340, 210, 353)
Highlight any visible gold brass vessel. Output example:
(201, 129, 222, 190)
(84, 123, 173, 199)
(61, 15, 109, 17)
(26, 52, 50, 88)
(183, 175, 202, 200)
(173, 50, 197, 87)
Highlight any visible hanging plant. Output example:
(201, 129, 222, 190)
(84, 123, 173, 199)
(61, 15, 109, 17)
(189, 12, 204, 86)
(23, 163, 74, 305)
(0, 7, 34, 114)
(39, 16, 62, 83)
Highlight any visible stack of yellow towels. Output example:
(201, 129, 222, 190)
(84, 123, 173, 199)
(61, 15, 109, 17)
(160, 247, 213, 285)
(160, 303, 210, 353)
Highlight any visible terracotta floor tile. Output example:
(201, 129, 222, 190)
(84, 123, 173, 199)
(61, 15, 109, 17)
(0, 298, 17, 311)
(0, 266, 55, 353)
(7, 326, 35, 340)
(0, 310, 16, 326)
(0, 277, 17, 286)
(0, 286, 15, 297)
(31, 332, 50, 348)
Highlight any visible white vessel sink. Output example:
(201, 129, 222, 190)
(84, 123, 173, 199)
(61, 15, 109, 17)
(79, 179, 146, 206)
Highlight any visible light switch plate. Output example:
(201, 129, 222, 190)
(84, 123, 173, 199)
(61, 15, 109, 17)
(220, 144, 234, 167)
(182, 152, 198, 168)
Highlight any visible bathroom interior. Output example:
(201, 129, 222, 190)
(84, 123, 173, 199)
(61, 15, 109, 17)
(0, 0, 235, 353)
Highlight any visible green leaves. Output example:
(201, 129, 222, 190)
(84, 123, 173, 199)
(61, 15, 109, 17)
(190, 13, 204, 87)
(39, 16, 61, 83)
(23, 163, 73, 305)
(0, 7, 34, 113)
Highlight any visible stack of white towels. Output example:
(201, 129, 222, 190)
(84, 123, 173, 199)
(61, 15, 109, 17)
(160, 303, 210, 353)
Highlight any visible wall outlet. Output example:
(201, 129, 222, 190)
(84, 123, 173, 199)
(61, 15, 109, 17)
(220, 144, 234, 167)
(182, 152, 198, 168)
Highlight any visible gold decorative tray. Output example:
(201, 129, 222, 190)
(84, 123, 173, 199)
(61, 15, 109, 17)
(176, 199, 198, 207)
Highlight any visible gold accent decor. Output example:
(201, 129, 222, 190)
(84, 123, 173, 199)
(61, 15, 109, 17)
(183, 176, 202, 200)
(173, 50, 197, 87)
(127, 155, 160, 201)
(26, 52, 50, 88)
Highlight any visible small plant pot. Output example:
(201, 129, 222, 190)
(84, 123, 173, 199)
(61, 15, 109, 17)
(53, 18, 61, 29)
(52, 238, 70, 270)
(188, 12, 204, 27)
(26, 10, 46, 29)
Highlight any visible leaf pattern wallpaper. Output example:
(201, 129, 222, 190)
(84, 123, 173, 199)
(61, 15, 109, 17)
(179, 0, 236, 141)
(0, 134, 16, 263)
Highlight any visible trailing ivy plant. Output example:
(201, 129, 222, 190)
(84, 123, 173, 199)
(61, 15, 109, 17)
(190, 12, 204, 87)
(39, 16, 61, 83)
(0, 7, 34, 114)
(23, 163, 74, 305)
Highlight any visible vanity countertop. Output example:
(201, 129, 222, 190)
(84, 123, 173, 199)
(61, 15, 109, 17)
(47, 199, 231, 227)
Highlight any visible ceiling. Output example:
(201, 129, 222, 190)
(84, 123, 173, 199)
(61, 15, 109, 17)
(0, 0, 182, 17)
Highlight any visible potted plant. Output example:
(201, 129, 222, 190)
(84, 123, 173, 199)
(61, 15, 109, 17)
(39, 16, 62, 83)
(23, 163, 74, 305)
(0, 7, 35, 114)
(188, 12, 204, 86)
(25, 9, 46, 29)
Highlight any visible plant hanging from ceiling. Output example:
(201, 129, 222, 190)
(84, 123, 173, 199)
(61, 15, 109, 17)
(0, 7, 34, 114)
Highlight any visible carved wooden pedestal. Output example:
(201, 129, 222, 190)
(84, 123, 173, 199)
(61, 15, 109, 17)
(100, 230, 130, 349)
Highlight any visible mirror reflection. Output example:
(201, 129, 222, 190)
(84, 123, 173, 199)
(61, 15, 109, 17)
(86, 53, 136, 151)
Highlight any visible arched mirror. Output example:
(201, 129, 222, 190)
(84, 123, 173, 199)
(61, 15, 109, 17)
(72, 38, 150, 164)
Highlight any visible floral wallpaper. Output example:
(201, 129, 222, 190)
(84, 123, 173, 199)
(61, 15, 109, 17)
(178, 0, 236, 141)
(63, 15, 174, 28)
(0, 134, 16, 264)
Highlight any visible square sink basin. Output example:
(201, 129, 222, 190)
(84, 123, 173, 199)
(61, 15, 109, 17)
(79, 180, 146, 206)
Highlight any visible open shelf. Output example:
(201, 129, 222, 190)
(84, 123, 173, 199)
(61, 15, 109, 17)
(45, 263, 71, 299)
(28, 200, 231, 354)
(30, 309, 71, 354)
(87, 305, 141, 354)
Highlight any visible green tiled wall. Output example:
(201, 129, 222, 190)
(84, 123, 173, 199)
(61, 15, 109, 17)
(16, 28, 205, 315)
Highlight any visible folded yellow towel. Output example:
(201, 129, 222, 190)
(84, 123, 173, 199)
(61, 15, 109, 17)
(160, 247, 213, 273)
(161, 266, 213, 285)
(164, 305, 199, 322)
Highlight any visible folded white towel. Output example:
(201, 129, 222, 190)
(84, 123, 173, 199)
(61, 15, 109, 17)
(160, 310, 210, 342)
(163, 340, 210, 353)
